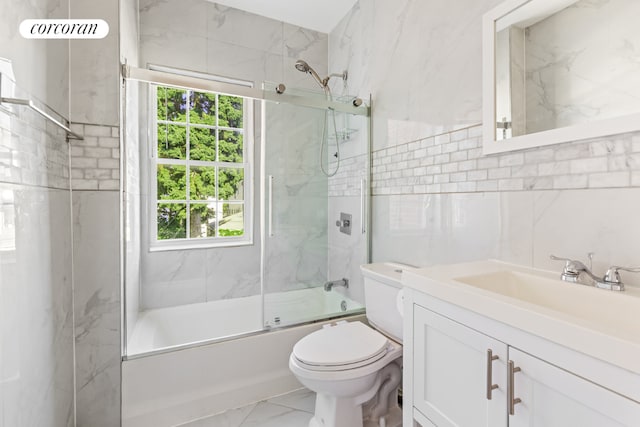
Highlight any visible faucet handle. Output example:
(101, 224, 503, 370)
(550, 255, 580, 274)
(603, 266, 640, 285)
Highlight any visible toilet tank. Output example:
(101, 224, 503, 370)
(360, 262, 414, 343)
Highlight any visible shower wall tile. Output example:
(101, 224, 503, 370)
(140, 0, 329, 90)
(73, 190, 121, 427)
(141, 249, 207, 309)
(0, 185, 75, 427)
(140, 0, 208, 72)
(0, 0, 69, 117)
(70, 123, 120, 190)
(205, 244, 261, 301)
(70, 0, 119, 126)
(138, 0, 330, 309)
(328, 195, 368, 304)
(0, 77, 74, 426)
(208, 4, 284, 55)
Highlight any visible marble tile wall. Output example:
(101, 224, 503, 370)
(0, 75, 74, 426)
(0, 0, 69, 117)
(525, 0, 640, 134)
(72, 191, 121, 427)
(140, 0, 328, 92)
(67, 0, 122, 424)
(330, 0, 640, 291)
(137, 0, 331, 309)
(70, 0, 120, 126)
(372, 126, 640, 194)
(69, 124, 120, 190)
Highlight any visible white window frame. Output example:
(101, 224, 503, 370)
(148, 67, 254, 251)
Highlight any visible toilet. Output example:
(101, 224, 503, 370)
(289, 262, 411, 427)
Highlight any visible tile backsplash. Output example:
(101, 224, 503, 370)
(69, 123, 120, 190)
(372, 125, 640, 196)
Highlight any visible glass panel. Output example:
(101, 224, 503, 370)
(219, 129, 243, 163)
(218, 167, 244, 201)
(190, 166, 216, 201)
(157, 123, 187, 159)
(218, 203, 244, 237)
(157, 86, 187, 122)
(218, 95, 243, 128)
(157, 202, 186, 240)
(157, 164, 186, 200)
(189, 91, 216, 125)
(261, 98, 368, 329)
(189, 203, 216, 238)
(190, 127, 217, 161)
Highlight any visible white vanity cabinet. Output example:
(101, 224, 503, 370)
(412, 306, 507, 427)
(508, 347, 639, 427)
(403, 289, 640, 427)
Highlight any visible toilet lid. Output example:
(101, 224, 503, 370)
(293, 321, 389, 367)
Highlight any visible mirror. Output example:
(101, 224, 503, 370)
(482, 0, 640, 154)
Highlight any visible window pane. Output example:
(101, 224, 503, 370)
(190, 166, 216, 201)
(190, 127, 216, 161)
(189, 91, 217, 125)
(219, 130, 243, 163)
(190, 203, 216, 238)
(157, 203, 186, 239)
(157, 165, 186, 200)
(218, 95, 243, 128)
(157, 87, 187, 122)
(157, 123, 187, 159)
(219, 203, 244, 237)
(218, 167, 244, 201)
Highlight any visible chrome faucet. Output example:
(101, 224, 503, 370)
(550, 254, 640, 291)
(324, 278, 349, 292)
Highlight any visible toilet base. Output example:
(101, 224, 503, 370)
(309, 393, 364, 427)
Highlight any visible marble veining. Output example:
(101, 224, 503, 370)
(73, 191, 121, 427)
(137, 0, 332, 310)
(179, 388, 315, 427)
(0, 185, 75, 427)
(525, 0, 640, 133)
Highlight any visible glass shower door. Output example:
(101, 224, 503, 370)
(262, 97, 330, 328)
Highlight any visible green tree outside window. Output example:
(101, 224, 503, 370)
(155, 86, 246, 241)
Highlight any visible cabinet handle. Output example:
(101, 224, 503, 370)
(486, 349, 499, 400)
(508, 360, 522, 415)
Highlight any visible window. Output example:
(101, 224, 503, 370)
(150, 76, 252, 249)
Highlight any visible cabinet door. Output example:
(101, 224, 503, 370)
(413, 305, 508, 427)
(508, 348, 640, 427)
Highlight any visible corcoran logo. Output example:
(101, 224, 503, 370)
(19, 19, 109, 39)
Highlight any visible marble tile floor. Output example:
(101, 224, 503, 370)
(178, 388, 315, 427)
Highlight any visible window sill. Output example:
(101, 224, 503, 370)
(148, 237, 254, 252)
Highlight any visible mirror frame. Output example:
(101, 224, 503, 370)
(482, 0, 640, 155)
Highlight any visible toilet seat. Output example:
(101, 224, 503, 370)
(292, 321, 390, 371)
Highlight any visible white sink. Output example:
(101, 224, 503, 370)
(402, 260, 640, 374)
(455, 270, 640, 340)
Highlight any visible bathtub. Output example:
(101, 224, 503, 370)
(122, 287, 365, 427)
(127, 287, 363, 355)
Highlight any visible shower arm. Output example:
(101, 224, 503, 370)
(321, 71, 348, 87)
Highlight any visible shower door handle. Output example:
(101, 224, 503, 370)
(360, 178, 366, 234)
(268, 175, 274, 237)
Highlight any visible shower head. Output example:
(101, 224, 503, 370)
(294, 59, 310, 73)
(294, 59, 325, 89)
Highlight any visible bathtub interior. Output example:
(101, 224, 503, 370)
(127, 287, 364, 356)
